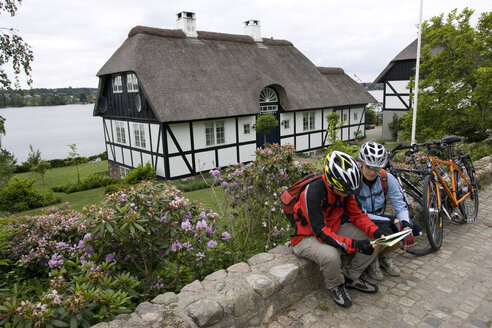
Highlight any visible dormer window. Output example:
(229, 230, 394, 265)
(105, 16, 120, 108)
(127, 73, 139, 93)
(112, 75, 122, 93)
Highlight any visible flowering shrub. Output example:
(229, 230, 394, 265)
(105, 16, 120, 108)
(210, 144, 315, 251)
(0, 259, 139, 327)
(79, 180, 232, 294)
(2, 207, 86, 277)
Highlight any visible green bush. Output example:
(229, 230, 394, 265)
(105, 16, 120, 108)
(52, 172, 117, 193)
(123, 163, 156, 184)
(0, 178, 61, 213)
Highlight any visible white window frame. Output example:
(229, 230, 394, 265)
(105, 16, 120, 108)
(112, 75, 122, 93)
(205, 121, 225, 146)
(115, 121, 126, 144)
(133, 123, 146, 148)
(127, 73, 139, 93)
(303, 112, 315, 131)
(260, 104, 278, 114)
(120, 167, 131, 179)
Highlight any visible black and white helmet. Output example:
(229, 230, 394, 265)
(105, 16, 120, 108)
(358, 142, 388, 168)
(324, 151, 362, 194)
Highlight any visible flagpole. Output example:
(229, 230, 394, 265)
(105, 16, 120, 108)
(411, 0, 424, 145)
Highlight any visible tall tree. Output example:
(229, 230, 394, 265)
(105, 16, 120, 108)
(0, 0, 33, 89)
(255, 114, 278, 146)
(401, 8, 492, 142)
(0, 115, 5, 147)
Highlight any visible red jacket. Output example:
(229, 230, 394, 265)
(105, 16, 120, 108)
(290, 174, 379, 253)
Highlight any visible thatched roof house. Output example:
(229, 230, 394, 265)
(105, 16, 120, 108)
(94, 12, 375, 179)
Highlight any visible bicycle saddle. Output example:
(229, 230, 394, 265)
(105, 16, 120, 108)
(442, 135, 461, 144)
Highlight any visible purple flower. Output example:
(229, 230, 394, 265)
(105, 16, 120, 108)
(182, 242, 193, 252)
(48, 253, 64, 269)
(181, 220, 192, 231)
(207, 240, 218, 248)
(105, 253, 116, 262)
(267, 149, 273, 155)
(198, 211, 207, 220)
(196, 220, 207, 230)
(171, 242, 182, 252)
(210, 169, 220, 179)
(55, 242, 70, 250)
(205, 227, 215, 236)
(160, 216, 167, 223)
(221, 232, 231, 241)
(221, 181, 228, 188)
(83, 233, 92, 241)
(196, 252, 205, 261)
(185, 212, 193, 220)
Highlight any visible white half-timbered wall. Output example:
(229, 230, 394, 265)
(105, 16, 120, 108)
(382, 80, 411, 140)
(103, 106, 365, 179)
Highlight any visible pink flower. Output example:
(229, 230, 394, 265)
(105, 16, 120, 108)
(221, 232, 231, 241)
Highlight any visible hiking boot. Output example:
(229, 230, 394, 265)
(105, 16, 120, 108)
(345, 275, 379, 294)
(330, 283, 352, 308)
(366, 258, 383, 281)
(380, 256, 400, 276)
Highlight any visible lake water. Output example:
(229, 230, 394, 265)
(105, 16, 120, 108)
(0, 104, 105, 163)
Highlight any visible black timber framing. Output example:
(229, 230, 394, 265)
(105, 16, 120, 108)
(165, 124, 194, 175)
(385, 81, 410, 110)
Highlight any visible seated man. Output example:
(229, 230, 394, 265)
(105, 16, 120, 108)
(356, 141, 422, 280)
(290, 151, 385, 308)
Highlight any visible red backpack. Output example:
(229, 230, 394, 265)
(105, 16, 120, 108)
(380, 169, 388, 195)
(280, 173, 322, 227)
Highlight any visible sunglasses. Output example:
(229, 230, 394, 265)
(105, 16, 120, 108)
(364, 164, 381, 172)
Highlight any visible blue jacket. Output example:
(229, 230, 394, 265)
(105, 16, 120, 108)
(356, 171, 410, 224)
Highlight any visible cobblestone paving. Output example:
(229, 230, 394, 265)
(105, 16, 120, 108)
(266, 186, 492, 328)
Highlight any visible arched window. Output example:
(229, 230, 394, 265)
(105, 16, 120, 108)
(259, 87, 278, 114)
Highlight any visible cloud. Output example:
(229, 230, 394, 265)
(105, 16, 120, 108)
(3, 0, 491, 88)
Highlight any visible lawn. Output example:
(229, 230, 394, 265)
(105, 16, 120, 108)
(13, 161, 109, 216)
(11, 160, 226, 217)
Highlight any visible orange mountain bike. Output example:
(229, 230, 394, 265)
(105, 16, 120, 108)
(420, 136, 479, 250)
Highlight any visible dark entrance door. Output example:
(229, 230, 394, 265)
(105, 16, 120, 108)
(256, 87, 281, 148)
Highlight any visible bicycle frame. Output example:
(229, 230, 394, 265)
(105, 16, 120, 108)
(428, 156, 473, 208)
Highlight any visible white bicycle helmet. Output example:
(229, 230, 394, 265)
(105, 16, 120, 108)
(324, 151, 362, 194)
(358, 142, 388, 168)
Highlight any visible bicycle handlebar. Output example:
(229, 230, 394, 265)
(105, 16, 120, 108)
(388, 136, 462, 159)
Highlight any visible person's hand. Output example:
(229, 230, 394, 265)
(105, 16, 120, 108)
(353, 239, 374, 255)
(401, 233, 415, 251)
(373, 229, 385, 239)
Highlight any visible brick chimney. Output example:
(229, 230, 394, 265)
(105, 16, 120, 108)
(244, 20, 262, 42)
(176, 11, 197, 37)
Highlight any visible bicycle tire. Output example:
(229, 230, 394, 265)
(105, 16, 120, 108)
(455, 161, 479, 223)
(422, 174, 443, 251)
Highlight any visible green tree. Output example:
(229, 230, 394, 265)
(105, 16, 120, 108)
(365, 104, 379, 125)
(401, 8, 492, 142)
(32, 160, 50, 185)
(0, 148, 16, 187)
(26, 144, 41, 169)
(0, 115, 5, 147)
(0, 0, 33, 89)
(255, 114, 279, 146)
(66, 143, 87, 184)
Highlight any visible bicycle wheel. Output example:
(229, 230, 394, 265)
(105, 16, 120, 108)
(422, 174, 443, 251)
(455, 161, 479, 223)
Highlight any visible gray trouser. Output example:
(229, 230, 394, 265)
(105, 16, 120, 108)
(292, 223, 380, 289)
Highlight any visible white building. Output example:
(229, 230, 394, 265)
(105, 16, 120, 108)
(94, 12, 375, 179)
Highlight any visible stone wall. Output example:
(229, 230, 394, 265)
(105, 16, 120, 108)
(92, 155, 492, 328)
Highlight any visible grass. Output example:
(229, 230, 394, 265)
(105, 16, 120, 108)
(12, 161, 109, 216)
(183, 186, 225, 214)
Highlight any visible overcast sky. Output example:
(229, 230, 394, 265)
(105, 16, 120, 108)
(2, 0, 490, 89)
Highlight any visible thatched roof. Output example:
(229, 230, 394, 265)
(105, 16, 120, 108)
(317, 67, 376, 104)
(96, 26, 374, 122)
